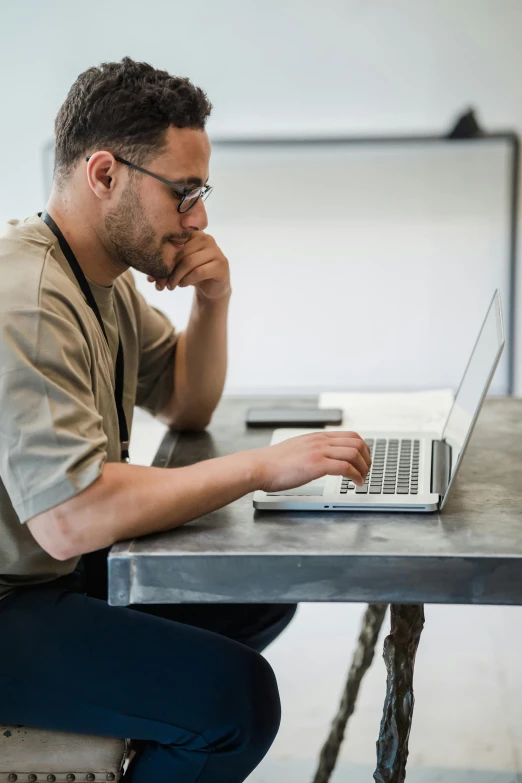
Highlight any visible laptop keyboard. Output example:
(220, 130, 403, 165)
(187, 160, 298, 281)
(340, 438, 420, 495)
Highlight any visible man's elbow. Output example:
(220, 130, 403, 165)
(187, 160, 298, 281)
(160, 409, 213, 432)
(170, 417, 211, 432)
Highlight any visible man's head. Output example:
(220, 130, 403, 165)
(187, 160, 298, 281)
(53, 57, 213, 278)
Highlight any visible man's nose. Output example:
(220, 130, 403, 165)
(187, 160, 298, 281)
(181, 197, 208, 231)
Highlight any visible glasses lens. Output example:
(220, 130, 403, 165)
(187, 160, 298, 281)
(179, 187, 212, 212)
(180, 189, 201, 213)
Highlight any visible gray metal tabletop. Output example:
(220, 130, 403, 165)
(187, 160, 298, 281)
(108, 395, 522, 607)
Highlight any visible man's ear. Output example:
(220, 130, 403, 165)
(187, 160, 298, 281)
(85, 151, 121, 200)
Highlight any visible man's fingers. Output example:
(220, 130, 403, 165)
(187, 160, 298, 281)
(177, 260, 223, 288)
(174, 238, 213, 263)
(324, 432, 372, 467)
(324, 458, 364, 486)
(145, 238, 214, 289)
(325, 430, 361, 438)
(326, 446, 370, 481)
(167, 248, 217, 290)
(325, 439, 371, 468)
(146, 275, 169, 290)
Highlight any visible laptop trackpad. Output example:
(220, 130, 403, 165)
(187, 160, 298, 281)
(267, 479, 326, 497)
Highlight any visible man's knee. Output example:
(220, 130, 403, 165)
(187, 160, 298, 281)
(132, 640, 281, 780)
(232, 650, 281, 761)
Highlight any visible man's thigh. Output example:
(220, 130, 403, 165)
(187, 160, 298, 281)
(130, 602, 298, 653)
(0, 582, 274, 742)
(81, 547, 297, 653)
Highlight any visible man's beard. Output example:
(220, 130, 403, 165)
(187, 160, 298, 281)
(104, 181, 171, 279)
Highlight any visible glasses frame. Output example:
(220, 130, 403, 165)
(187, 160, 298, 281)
(85, 154, 213, 213)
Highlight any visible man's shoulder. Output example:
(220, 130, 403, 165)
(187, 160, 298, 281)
(0, 215, 52, 273)
(0, 214, 82, 318)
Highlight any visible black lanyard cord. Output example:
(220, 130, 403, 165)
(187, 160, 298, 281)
(41, 211, 130, 462)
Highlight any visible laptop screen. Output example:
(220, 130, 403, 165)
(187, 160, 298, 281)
(440, 290, 505, 507)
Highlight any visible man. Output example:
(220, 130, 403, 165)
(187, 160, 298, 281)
(0, 57, 370, 782)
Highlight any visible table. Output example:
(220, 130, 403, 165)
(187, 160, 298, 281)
(108, 395, 522, 781)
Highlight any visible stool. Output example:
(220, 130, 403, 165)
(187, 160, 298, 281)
(0, 725, 134, 782)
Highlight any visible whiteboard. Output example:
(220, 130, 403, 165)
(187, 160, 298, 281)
(193, 138, 511, 396)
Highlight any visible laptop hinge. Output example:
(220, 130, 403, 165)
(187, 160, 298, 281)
(431, 439, 452, 496)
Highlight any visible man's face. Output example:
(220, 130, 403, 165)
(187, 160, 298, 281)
(103, 126, 211, 279)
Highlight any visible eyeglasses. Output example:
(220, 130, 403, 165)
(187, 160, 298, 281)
(85, 154, 213, 213)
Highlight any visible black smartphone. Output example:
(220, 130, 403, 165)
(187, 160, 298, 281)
(245, 407, 343, 428)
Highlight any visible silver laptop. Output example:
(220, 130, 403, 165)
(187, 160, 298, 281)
(253, 290, 505, 513)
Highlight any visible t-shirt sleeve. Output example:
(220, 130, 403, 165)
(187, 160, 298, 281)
(0, 307, 108, 524)
(126, 274, 180, 417)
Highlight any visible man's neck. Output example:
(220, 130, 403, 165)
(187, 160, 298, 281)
(44, 196, 127, 287)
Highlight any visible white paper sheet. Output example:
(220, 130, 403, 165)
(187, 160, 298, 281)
(319, 389, 454, 436)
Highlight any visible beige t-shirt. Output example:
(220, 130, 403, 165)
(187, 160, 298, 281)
(0, 214, 179, 600)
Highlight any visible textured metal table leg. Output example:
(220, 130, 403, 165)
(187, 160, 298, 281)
(373, 603, 425, 783)
(311, 604, 388, 783)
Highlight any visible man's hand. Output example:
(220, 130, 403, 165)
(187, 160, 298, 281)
(147, 232, 231, 301)
(251, 430, 372, 493)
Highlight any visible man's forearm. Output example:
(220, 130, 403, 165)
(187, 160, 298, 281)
(161, 289, 231, 429)
(53, 450, 261, 560)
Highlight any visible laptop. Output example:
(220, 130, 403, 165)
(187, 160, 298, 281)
(253, 290, 505, 513)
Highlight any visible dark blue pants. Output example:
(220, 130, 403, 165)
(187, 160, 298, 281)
(0, 546, 297, 782)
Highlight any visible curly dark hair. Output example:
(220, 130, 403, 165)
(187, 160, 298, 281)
(53, 56, 213, 185)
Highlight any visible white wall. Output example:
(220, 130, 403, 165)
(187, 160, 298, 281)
(1, 0, 521, 393)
